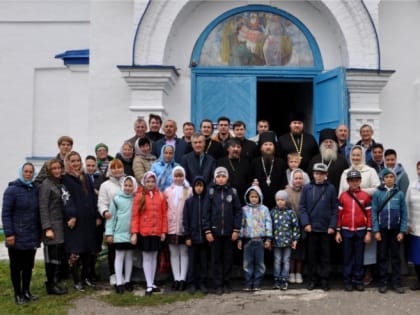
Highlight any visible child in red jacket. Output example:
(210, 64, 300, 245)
(131, 171, 168, 296)
(336, 169, 372, 292)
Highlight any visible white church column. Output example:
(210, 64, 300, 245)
(346, 69, 394, 143)
(118, 66, 179, 120)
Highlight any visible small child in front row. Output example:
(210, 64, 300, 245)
(270, 190, 300, 290)
(105, 176, 137, 294)
(237, 185, 272, 291)
(336, 169, 372, 292)
(373, 168, 408, 294)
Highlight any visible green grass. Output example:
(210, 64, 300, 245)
(0, 261, 84, 315)
(0, 234, 5, 242)
(99, 290, 203, 307)
(0, 260, 204, 314)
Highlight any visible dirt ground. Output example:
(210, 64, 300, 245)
(67, 278, 420, 315)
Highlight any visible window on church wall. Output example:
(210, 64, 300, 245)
(199, 11, 314, 67)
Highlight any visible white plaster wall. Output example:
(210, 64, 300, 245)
(88, 0, 135, 158)
(0, 1, 90, 218)
(379, 0, 420, 181)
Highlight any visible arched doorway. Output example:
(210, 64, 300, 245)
(190, 5, 347, 139)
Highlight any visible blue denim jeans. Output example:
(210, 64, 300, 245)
(273, 247, 291, 283)
(243, 239, 266, 288)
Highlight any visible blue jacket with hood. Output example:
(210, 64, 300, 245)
(183, 176, 207, 244)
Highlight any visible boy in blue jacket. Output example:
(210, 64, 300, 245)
(183, 176, 209, 294)
(202, 167, 242, 295)
(373, 168, 407, 294)
(300, 163, 338, 291)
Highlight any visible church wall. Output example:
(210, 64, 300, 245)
(0, 1, 90, 214)
(87, 1, 134, 157)
(379, 0, 420, 180)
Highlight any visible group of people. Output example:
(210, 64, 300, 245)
(3, 112, 420, 305)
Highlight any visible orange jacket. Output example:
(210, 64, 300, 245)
(131, 186, 168, 236)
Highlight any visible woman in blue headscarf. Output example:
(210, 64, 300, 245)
(2, 162, 41, 305)
(151, 144, 179, 191)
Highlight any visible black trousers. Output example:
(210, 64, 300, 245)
(378, 229, 401, 286)
(8, 248, 36, 295)
(306, 232, 331, 282)
(210, 236, 233, 288)
(187, 243, 208, 286)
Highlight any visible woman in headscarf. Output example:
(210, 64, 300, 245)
(132, 137, 157, 184)
(151, 144, 179, 192)
(2, 162, 41, 305)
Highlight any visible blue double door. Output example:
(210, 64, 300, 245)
(191, 67, 347, 140)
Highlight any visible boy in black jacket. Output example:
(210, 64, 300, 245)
(202, 167, 242, 295)
(183, 176, 209, 294)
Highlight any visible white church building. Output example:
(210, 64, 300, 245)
(1, 0, 420, 214)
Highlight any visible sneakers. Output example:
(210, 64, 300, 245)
(307, 281, 316, 290)
(321, 280, 330, 291)
(378, 285, 387, 294)
(393, 286, 405, 294)
(355, 284, 365, 292)
(253, 287, 261, 291)
(288, 273, 296, 283)
(200, 284, 209, 294)
(295, 273, 303, 284)
(344, 284, 353, 292)
(215, 287, 223, 295)
(410, 282, 420, 291)
(243, 286, 252, 292)
(74, 282, 85, 292)
(280, 282, 288, 290)
(273, 283, 280, 290)
(188, 285, 196, 294)
(109, 274, 116, 286)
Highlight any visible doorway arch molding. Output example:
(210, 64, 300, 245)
(132, 0, 379, 68)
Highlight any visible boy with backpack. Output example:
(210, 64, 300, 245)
(372, 168, 408, 294)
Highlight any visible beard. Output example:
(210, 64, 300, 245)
(320, 142, 338, 161)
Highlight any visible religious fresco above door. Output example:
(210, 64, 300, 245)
(200, 11, 314, 67)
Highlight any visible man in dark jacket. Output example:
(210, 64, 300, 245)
(151, 119, 188, 163)
(217, 137, 251, 206)
(181, 133, 216, 185)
